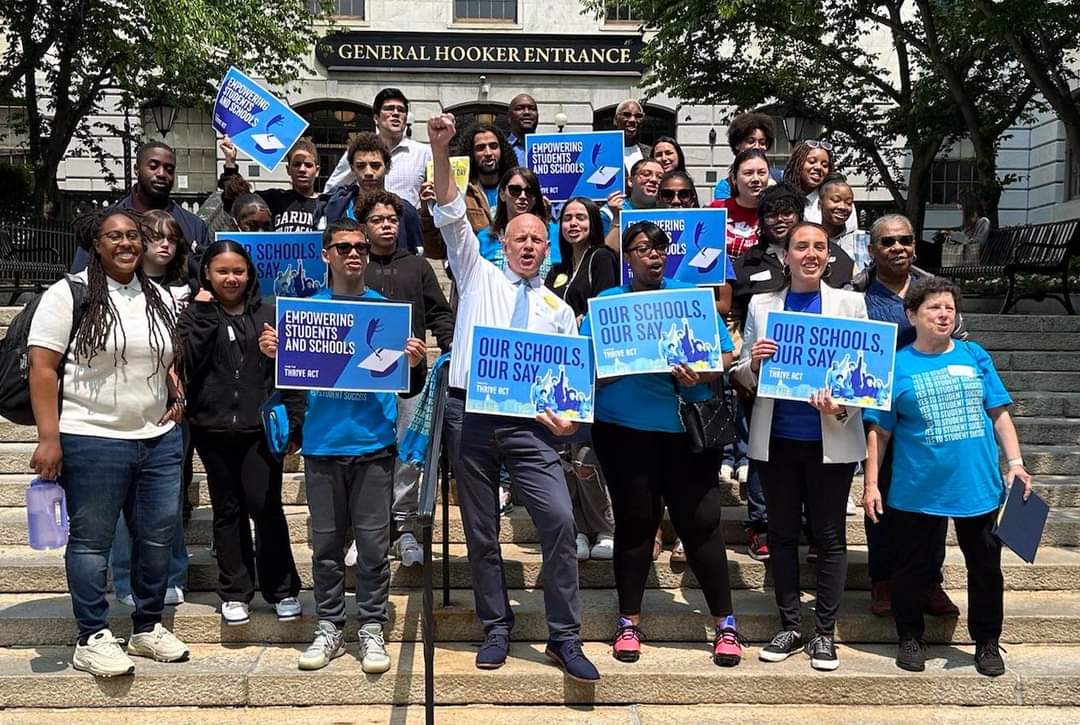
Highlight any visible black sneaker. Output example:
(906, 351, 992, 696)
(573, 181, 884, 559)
(974, 640, 1006, 677)
(476, 632, 510, 670)
(759, 630, 804, 662)
(896, 638, 926, 672)
(805, 634, 839, 671)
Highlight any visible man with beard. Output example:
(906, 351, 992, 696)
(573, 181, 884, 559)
(615, 99, 652, 174)
(849, 214, 965, 619)
(69, 142, 209, 273)
(505, 93, 539, 167)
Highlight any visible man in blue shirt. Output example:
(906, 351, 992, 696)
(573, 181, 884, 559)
(505, 93, 538, 167)
(258, 218, 425, 675)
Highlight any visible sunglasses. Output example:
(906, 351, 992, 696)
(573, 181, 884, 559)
(878, 234, 915, 248)
(505, 184, 536, 199)
(620, 112, 645, 120)
(627, 242, 669, 257)
(328, 242, 372, 256)
(659, 188, 694, 202)
(805, 139, 834, 151)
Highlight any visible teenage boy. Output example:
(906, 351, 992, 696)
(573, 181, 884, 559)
(218, 137, 320, 232)
(258, 218, 426, 673)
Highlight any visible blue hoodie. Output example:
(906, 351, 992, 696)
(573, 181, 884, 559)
(300, 287, 399, 457)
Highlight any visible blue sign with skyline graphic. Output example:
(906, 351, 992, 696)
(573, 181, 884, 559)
(215, 231, 327, 299)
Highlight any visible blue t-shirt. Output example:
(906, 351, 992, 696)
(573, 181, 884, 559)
(864, 341, 1011, 517)
(771, 290, 823, 441)
(580, 278, 735, 433)
(482, 184, 499, 212)
(301, 287, 399, 457)
(865, 275, 916, 350)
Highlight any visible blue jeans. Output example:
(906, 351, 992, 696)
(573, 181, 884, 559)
(60, 427, 184, 638)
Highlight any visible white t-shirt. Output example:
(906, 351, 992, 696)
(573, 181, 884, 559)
(27, 271, 176, 439)
(623, 144, 644, 175)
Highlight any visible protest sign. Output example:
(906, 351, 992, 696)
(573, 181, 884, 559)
(212, 67, 309, 173)
(466, 327, 594, 422)
(758, 311, 898, 410)
(587, 287, 724, 378)
(215, 231, 326, 298)
(425, 156, 471, 193)
(620, 208, 728, 287)
(276, 297, 412, 393)
(526, 130, 624, 203)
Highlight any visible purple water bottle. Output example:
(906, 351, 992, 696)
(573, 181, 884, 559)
(26, 478, 68, 550)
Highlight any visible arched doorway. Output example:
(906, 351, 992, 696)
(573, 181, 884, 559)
(296, 100, 374, 192)
(445, 102, 510, 150)
(593, 103, 677, 147)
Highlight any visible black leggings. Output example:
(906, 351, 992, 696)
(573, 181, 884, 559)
(757, 437, 856, 636)
(592, 421, 733, 619)
(191, 427, 300, 604)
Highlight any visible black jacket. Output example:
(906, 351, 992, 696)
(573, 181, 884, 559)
(365, 247, 455, 397)
(313, 183, 422, 255)
(178, 297, 303, 438)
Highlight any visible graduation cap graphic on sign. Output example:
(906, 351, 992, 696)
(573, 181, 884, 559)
(252, 114, 287, 154)
(686, 221, 723, 272)
(358, 317, 404, 378)
(585, 143, 620, 189)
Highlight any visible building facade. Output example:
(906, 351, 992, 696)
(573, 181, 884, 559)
(12, 0, 1080, 230)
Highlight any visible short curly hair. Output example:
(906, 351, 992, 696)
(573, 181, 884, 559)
(348, 132, 391, 168)
(904, 276, 962, 313)
(356, 190, 405, 223)
(727, 113, 775, 153)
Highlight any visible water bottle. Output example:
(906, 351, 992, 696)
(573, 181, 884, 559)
(26, 478, 68, 550)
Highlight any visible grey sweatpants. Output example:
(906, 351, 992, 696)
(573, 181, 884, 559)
(304, 453, 393, 627)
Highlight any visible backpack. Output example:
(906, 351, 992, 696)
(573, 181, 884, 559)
(0, 276, 88, 425)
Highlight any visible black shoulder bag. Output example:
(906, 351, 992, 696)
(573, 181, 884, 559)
(672, 376, 739, 453)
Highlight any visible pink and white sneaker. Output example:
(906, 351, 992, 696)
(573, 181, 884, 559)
(713, 616, 744, 667)
(612, 617, 643, 663)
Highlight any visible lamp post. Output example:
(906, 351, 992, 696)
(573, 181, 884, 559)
(782, 113, 807, 147)
(554, 111, 568, 133)
(145, 98, 178, 138)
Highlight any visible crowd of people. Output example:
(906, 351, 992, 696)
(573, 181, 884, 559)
(26, 87, 1032, 685)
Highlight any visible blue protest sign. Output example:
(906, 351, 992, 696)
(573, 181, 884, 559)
(758, 311, 898, 410)
(620, 208, 728, 287)
(587, 287, 724, 378)
(526, 130, 625, 203)
(276, 297, 412, 393)
(466, 327, 594, 422)
(212, 67, 309, 173)
(215, 231, 326, 299)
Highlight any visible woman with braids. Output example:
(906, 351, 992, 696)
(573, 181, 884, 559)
(28, 208, 190, 678)
(783, 140, 857, 235)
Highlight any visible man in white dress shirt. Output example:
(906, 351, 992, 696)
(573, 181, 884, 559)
(325, 88, 431, 209)
(428, 112, 600, 684)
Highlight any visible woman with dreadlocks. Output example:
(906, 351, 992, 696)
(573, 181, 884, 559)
(28, 207, 190, 678)
(782, 140, 857, 235)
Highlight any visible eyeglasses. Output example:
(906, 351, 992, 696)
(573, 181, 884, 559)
(145, 230, 179, 246)
(100, 230, 142, 243)
(878, 234, 915, 247)
(762, 209, 800, 221)
(627, 242, 669, 257)
(366, 214, 399, 226)
(380, 104, 407, 116)
(805, 139, 834, 151)
(658, 188, 694, 202)
(619, 112, 645, 120)
(328, 242, 372, 256)
(505, 184, 536, 199)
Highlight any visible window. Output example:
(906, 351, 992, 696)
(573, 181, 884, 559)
(929, 159, 977, 206)
(1069, 150, 1080, 201)
(296, 101, 375, 193)
(307, 0, 365, 18)
(604, 1, 642, 22)
(454, 0, 517, 22)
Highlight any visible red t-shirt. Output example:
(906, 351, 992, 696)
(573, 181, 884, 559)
(709, 198, 760, 258)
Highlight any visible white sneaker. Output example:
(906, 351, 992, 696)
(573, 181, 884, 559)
(298, 620, 344, 670)
(275, 597, 302, 621)
(127, 623, 190, 662)
(720, 464, 734, 482)
(117, 593, 135, 607)
(221, 601, 250, 625)
(164, 586, 184, 606)
(590, 535, 614, 560)
(344, 540, 358, 567)
(847, 496, 858, 516)
(736, 464, 750, 485)
(73, 629, 135, 677)
(359, 622, 391, 674)
(575, 533, 591, 561)
(398, 533, 424, 568)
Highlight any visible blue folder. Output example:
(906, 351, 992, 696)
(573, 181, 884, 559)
(993, 477, 1049, 564)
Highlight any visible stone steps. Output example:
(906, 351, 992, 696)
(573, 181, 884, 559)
(2, 543, 1077, 594)
(3, 588, 1079, 648)
(962, 314, 1080, 333)
(1000, 371, 1080, 392)
(2, 641, 1080, 708)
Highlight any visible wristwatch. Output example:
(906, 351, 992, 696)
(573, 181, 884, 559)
(170, 395, 187, 408)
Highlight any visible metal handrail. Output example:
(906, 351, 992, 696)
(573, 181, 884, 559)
(417, 363, 450, 725)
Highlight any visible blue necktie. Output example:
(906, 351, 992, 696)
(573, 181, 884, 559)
(510, 279, 530, 330)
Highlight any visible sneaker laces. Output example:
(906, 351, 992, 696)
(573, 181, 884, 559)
(900, 638, 925, 657)
(770, 630, 801, 650)
(311, 623, 339, 649)
(977, 640, 1006, 658)
(615, 622, 644, 645)
(361, 627, 386, 650)
(714, 627, 747, 649)
(562, 638, 586, 661)
(808, 635, 835, 657)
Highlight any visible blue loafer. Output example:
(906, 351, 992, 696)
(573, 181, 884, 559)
(545, 638, 600, 683)
(476, 632, 510, 670)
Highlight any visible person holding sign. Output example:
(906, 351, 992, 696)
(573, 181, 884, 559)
(581, 220, 741, 667)
(258, 218, 426, 674)
(429, 112, 600, 683)
(218, 137, 320, 232)
(862, 277, 1030, 677)
(733, 221, 868, 672)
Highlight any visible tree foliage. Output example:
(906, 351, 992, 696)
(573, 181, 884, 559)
(0, 0, 332, 216)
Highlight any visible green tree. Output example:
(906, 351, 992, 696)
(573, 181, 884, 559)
(583, 0, 1040, 230)
(0, 0, 332, 217)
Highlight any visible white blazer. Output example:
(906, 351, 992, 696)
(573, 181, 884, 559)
(731, 284, 869, 464)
